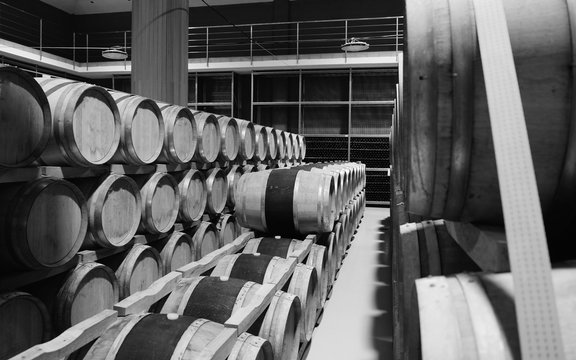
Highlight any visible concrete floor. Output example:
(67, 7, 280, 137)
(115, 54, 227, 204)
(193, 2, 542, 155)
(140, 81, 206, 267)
(306, 207, 392, 360)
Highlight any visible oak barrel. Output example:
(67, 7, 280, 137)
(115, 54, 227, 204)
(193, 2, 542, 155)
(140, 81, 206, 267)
(0, 292, 51, 360)
(173, 169, 207, 222)
(113, 244, 163, 299)
(161, 276, 300, 360)
(156, 102, 198, 164)
(216, 213, 239, 246)
(224, 164, 244, 208)
(253, 124, 269, 161)
(204, 168, 228, 215)
(235, 169, 336, 236)
(211, 253, 294, 285)
(402, 0, 576, 253)
(0, 177, 87, 271)
(243, 164, 258, 173)
(412, 267, 576, 360)
(71, 174, 141, 249)
(290, 133, 301, 161)
(316, 232, 337, 287)
(287, 263, 318, 342)
(298, 135, 306, 160)
(236, 119, 256, 160)
(284, 132, 294, 160)
(109, 91, 164, 165)
(153, 231, 193, 273)
(0, 66, 51, 167)
(216, 115, 241, 162)
(35, 78, 121, 166)
(305, 243, 329, 309)
(132, 172, 180, 234)
(191, 111, 221, 163)
(84, 313, 228, 360)
(257, 163, 270, 171)
(184, 221, 220, 260)
(274, 129, 287, 160)
(55, 262, 119, 332)
(242, 237, 302, 258)
(264, 126, 278, 160)
(229, 333, 274, 360)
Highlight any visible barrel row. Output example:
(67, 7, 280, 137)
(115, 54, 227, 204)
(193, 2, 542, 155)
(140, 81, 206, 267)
(0, 67, 306, 168)
(235, 161, 366, 237)
(2, 233, 334, 360)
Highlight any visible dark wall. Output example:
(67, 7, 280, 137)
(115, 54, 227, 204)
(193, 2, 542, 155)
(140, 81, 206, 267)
(73, 0, 403, 32)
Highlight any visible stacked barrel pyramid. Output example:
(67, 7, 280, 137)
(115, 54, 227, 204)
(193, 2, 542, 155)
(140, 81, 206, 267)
(0, 65, 366, 360)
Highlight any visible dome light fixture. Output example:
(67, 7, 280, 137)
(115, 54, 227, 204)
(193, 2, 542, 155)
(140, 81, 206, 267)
(341, 37, 370, 52)
(102, 46, 128, 60)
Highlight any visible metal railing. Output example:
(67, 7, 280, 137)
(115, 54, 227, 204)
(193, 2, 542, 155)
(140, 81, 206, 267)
(0, 1, 403, 66)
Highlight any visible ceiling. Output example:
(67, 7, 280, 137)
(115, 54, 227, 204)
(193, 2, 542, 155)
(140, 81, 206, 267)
(40, 0, 274, 15)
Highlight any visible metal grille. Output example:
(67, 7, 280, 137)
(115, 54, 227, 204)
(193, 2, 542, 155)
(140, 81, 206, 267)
(350, 137, 390, 168)
(304, 137, 348, 162)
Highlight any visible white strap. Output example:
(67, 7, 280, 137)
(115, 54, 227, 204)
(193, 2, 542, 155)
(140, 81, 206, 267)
(472, 0, 565, 358)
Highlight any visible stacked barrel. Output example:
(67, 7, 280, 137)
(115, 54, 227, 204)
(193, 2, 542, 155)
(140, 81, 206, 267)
(390, 1, 576, 359)
(233, 161, 367, 349)
(0, 66, 307, 360)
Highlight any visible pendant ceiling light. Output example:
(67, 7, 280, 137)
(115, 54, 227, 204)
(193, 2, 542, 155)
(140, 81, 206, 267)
(102, 46, 128, 60)
(341, 37, 370, 52)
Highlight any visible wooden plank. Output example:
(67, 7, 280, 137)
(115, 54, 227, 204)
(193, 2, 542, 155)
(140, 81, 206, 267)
(224, 283, 276, 333)
(176, 232, 255, 278)
(270, 257, 298, 290)
(290, 239, 313, 263)
(196, 328, 238, 360)
(9, 310, 117, 360)
(109, 164, 157, 175)
(113, 272, 183, 316)
(444, 221, 510, 272)
(0, 166, 108, 184)
(0, 259, 78, 292)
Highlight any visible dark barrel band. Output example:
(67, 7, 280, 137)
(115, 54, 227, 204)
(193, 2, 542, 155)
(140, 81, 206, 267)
(264, 169, 299, 235)
(115, 314, 197, 360)
(230, 254, 275, 284)
(183, 277, 248, 324)
(256, 238, 294, 258)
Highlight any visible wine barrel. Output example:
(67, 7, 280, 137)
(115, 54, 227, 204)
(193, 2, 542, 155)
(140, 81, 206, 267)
(173, 169, 207, 223)
(216, 214, 238, 246)
(236, 119, 256, 160)
(412, 267, 576, 360)
(0, 292, 51, 359)
(114, 244, 163, 299)
(242, 237, 302, 258)
(309, 167, 344, 213)
(298, 135, 306, 160)
(402, 0, 576, 237)
(0, 66, 51, 167)
(108, 91, 164, 165)
(161, 276, 300, 360)
(287, 263, 318, 342)
(34, 78, 121, 166)
(229, 333, 274, 360)
(235, 169, 336, 236)
(191, 111, 221, 163)
(224, 164, 244, 208)
(132, 172, 180, 234)
(305, 243, 329, 309)
(154, 231, 193, 273)
(337, 213, 349, 254)
(55, 262, 119, 332)
(274, 129, 287, 160)
(204, 168, 228, 215)
(216, 115, 240, 162)
(315, 231, 337, 287)
(156, 102, 197, 164)
(183, 221, 220, 260)
(264, 126, 278, 160)
(290, 133, 300, 161)
(284, 132, 294, 160)
(0, 177, 87, 271)
(84, 313, 229, 360)
(332, 222, 344, 270)
(253, 124, 269, 161)
(211, 253, 294, 285)
(70, 174, 141, 249)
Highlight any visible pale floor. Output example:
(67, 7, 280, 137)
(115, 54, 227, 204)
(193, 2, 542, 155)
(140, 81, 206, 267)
(306, 207, 392, 360)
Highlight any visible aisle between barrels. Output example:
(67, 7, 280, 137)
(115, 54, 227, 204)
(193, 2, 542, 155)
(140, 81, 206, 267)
(306, 207, 392, 360)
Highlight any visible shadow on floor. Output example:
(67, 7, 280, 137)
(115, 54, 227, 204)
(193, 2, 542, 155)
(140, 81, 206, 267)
(372, 216, 394, 360)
